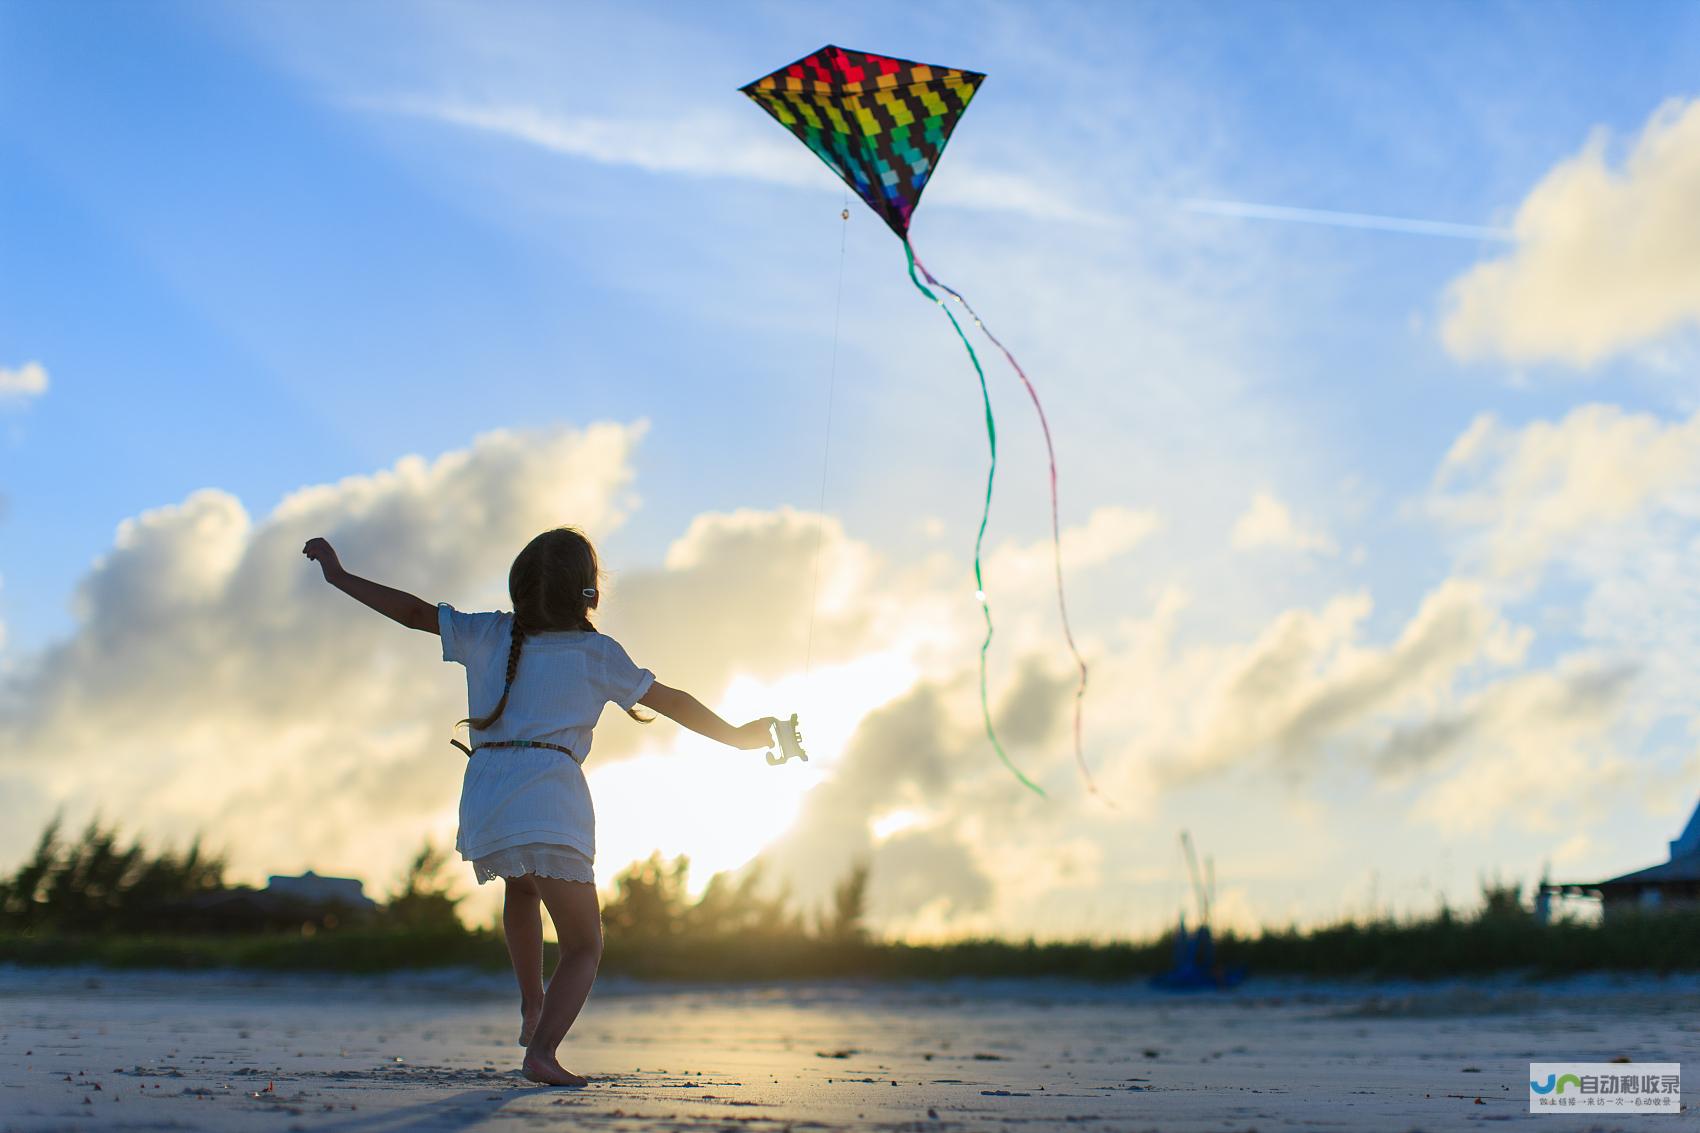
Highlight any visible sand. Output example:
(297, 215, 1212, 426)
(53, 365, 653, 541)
(1, 964, 1694, 1131)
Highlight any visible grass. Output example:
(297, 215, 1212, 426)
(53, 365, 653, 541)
(3, 909, 1697, 982)
(5, 816, 1696, 982)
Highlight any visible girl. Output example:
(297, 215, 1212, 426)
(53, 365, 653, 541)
(303, 527, 775, 1087)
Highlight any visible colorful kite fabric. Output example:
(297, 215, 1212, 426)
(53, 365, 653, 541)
(742, 47, 1096, 801)
(740, 46, 984, 240)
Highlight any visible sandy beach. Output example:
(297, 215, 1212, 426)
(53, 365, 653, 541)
(1, 965, 1694, 1132)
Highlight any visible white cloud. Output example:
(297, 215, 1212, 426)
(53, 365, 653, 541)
(0, 422, 1147, 933)
(985, 505, 1161, 590)
(1183, 198, 1512, 242)
(1231, 489, 1337, 555)
(1163, 579, 1529, 780)
(0, 361, 48, 404)
(369, 97, 1120, 227)
(1403, 404, 1700, 836)
(0, 424, 645, 891)
(0, 414, 1659, 937)
(1403, 662, 1632, 835)
(1441, 98, 1700, 367)
(1430, 403, 1700, 581)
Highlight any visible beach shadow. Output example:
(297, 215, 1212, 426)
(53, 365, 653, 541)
(304, 1084, 570, 1132)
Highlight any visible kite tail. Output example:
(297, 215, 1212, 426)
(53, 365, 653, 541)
(907, 246, 1098, 798)
(902, 238, 1045, 799)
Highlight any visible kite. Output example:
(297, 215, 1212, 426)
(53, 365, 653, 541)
(741, 46, 1095, 799)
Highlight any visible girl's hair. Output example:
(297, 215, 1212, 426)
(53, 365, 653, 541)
(463, 527, 653, 732)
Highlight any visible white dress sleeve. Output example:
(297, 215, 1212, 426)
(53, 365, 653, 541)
(438, 604, 510, 666)
(599, 635, 656, 711)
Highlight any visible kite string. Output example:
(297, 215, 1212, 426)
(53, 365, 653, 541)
(804, 198, 851, 679)
(907, 247, 1098, 798)
(903, 237, 1045, 799)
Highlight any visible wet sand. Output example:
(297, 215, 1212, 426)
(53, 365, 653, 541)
(1, 965, 1694, 1131)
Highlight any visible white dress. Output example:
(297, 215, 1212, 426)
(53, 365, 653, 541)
(438, 604, 655, 886)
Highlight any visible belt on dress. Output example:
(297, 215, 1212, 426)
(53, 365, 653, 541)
(450, 738, 577, 761)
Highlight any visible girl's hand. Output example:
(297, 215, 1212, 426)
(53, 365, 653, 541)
(733, 717, 778, 751)
(302, 537, 344, 580)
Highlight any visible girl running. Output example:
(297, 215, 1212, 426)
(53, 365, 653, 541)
(303, 527, 776, 1086)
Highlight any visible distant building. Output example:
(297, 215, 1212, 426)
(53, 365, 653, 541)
(265, 871, 375, 908)
(173, 870, 378, 933)
(1540, 798, 1700, 919)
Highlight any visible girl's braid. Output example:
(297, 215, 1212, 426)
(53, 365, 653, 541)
(466, 617, 526, 731)
(499, 617, 527, 692)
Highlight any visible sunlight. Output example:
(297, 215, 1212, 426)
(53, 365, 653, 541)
(590, 737, 813, 895)
(589, 649, 920, 894)
(871, 807, 927, 842)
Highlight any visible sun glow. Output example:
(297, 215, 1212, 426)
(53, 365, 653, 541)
(589, 649, 920, 895)
(870, 808, 927, 842)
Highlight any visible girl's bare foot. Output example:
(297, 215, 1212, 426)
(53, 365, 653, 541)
(518, 1000, 542, 1047)
(521, 1050, 586, 1087)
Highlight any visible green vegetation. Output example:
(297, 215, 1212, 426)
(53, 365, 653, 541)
(1, 817, 1695, 980)
(0, 814, 226, 934)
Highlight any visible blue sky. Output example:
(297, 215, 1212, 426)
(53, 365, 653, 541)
(4, 0, 1692, 652)
(5, 1, 1700, 935)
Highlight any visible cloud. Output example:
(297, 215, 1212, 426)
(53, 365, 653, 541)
(989, 505, 1161, 577)
(1429, 403, 1700, 744)
(1430, 403, 1700, 581)
(369, 97, 1119, 227)
(0, 403, 1179, 937)
(1412, 402, 1700, 841)
(869, 827, 994, 921)
(1231, 490, 1337, 555)
(1440, 98, 1700, 367)
(1166, 579, 1529, 780)
(0, 424, 644, 885)
(1182, 199, 1512, 242)
(0, 361, 48, 405)
(1402, 662, 1634, 835)
(0, 412, 1655, 938)
(584, 506, 885, 762)
(755, 665, 1068, 935)
(0, 399, 1667, 937)
(1375, 661, 1632, 779)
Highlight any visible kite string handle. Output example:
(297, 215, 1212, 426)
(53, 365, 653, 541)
(903, 238, 1045, 799)
(907, 245, 1100, 802)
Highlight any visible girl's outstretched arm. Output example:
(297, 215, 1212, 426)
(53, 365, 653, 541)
(303, 537, 438, 633)
(639, 682, 774, 750)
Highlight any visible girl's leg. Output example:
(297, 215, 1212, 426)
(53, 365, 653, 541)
(502, 875, 545, 1044)
(521, 877, 603, 1087)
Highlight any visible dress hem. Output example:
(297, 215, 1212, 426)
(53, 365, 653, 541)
(470, 842, 596, 887)
(458, 828, 594, 862)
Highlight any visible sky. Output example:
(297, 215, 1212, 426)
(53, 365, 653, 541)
(4, 0, 1700, 939)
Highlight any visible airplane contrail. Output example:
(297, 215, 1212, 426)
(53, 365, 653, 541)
(1181, 198, 1514, 242)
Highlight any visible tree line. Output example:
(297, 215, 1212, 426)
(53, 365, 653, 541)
(4, 813, 1697, 980)
(0, 813, 868, 945)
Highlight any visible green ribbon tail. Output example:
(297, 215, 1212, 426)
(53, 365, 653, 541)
(903, 238, 1045, 799)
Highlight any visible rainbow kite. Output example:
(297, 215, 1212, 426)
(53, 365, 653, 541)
(741, 46, 1094, 799)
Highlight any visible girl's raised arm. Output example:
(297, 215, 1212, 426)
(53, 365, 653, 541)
(639, 681, 774, 750)
(303, 537, 439, 633)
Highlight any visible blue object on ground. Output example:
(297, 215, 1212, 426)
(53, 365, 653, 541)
(1149, 919, 1247, 991)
